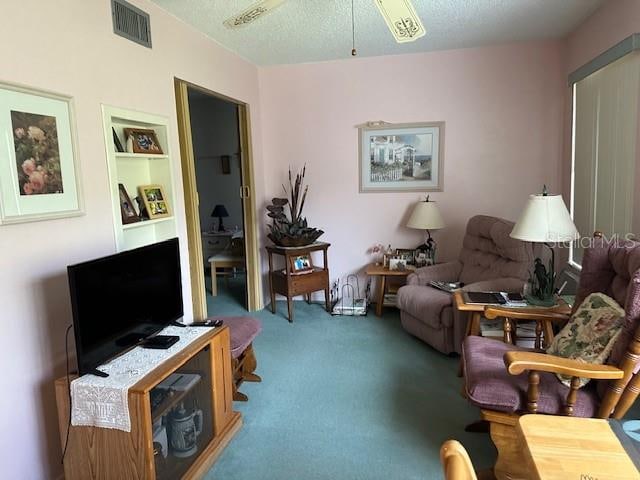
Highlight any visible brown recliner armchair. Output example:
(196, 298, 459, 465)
(396, 215, 533, 354)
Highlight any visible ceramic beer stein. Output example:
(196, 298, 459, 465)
(168, 403, 203, 458)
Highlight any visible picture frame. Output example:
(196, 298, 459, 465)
(220, 155, 231, 175)
(395, 248, 415, 265)
(112, 127, 124, 153)
(388, 257, 408, 271)
(123, 127, 163, 155)
(118, 183, 139, 224)
(289, 254, 313, 274)
(0, 81, 83, 225)
(358, 121, 445, 193)
(138, 184, 171, 220)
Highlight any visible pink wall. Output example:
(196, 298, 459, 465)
(566, 0, 640, 74)
(560, 0, 640, 216)
(0, 1, 264, 478)
(258, 42, 565, 288)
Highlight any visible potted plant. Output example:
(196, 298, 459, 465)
(266, 166, 324, 247)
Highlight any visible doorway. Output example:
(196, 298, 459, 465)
(174, 79, 262, 320)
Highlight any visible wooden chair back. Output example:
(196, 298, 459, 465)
(440, 440, 477, 480)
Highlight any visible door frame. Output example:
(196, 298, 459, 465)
(174, 78, 262, 318)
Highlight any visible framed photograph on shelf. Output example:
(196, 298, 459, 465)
(289, 254, 313, 274)
(359, 121, 445, 193)
(123, 127, 163, 155)
(112, 127, 124, 153)
(138, 184, 171, 220)
(118, 183, 139, 224)
(0, 82, 83, 225)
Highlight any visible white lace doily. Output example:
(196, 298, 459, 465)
(71, 325, 214, 432)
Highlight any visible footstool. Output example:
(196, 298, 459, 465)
(211, 316, 262, 401)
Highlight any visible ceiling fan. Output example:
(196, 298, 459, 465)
(223, 0, 426, 44)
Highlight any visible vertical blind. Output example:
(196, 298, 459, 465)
(571, 51, 640, 265)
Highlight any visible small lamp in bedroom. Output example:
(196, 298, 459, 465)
(211, 204, 229, 232)
(407, 196, 445, 265)
(510, 186, 579, 305)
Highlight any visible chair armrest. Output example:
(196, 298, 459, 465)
(461, 277, 526, 293)
(504, 351, 624, 380)
(406, 260, 462, 286)
(484, 306, 570, 323)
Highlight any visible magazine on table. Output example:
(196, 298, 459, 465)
(429, 281, 462, 293)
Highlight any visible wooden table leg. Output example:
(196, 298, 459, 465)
(211, 260, 218, 297)
(268, 252, 276, 314)
(324, 286, 330, 312)
(286, 296, 293, 323)
(469, 312, 482, 336)
(375, 275, 386, 317)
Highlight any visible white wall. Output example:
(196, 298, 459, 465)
(0, 1, 264, 478)
(189, 92, 244, 232)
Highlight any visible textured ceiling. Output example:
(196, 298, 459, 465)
(150, 0, 604, 65)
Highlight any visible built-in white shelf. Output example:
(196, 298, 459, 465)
(122, 216, 175, 230)
(115, 153, 169, 160)
(102, 105, 177, 252)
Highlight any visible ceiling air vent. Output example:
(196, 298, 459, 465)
(111, 0, 152, 48)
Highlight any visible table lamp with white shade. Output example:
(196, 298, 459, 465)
(407, 196, 445, 265)
(510, 187, 580, 305)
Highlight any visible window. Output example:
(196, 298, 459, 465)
(570, 51, 640, 267)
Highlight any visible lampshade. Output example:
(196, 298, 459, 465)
(510, 194, 579, 243)
(211, 204, 229, 218)
(406, 200, 445, 230)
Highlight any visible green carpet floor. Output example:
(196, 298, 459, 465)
(204, 277, 640, 479)
(204, 277, 496, 479)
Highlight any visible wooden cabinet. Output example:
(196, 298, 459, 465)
(55, 327, 241, 480)
(101, 105, 178, 252)
(201, 231, 233, 267)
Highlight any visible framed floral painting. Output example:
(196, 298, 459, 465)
(0, 82, 82, 224)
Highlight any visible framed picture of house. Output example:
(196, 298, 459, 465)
(0, 81, 83, 224)
(358, 121, 445, 193)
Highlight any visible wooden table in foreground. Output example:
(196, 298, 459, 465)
(518, 415, 640, 480)
(365, 263, 414, 317)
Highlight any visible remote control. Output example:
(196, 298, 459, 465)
(190, 319, 223, 327)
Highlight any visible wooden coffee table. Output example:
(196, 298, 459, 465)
(518, 415, 640, 479)
(365, 263, 415, 316)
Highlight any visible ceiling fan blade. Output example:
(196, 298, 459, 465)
(223, 0, 287, 29)
(374, 0, 425, 43)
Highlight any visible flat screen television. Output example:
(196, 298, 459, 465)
(68, 237, 183, 376)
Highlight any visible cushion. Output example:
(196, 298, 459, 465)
(208, 316, 262, 359)
(462, 336, 599, 417)
(396, 285, 453, 329)
(546, 292, 625, 387)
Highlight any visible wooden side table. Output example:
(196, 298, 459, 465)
(365, 263, 414, 317)
(517, 415, 640, 479)
(266, 242, 331, 322)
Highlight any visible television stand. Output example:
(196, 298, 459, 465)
(141, 334, 179, 349)
(171, 320, 187, 327)
(55, 326, 240, 479)
(88, 368, 109, 378)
